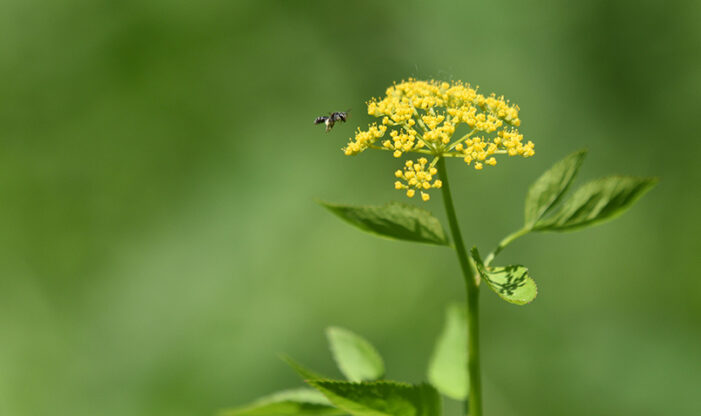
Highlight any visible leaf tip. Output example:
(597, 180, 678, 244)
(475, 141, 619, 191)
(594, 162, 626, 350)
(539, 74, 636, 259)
(314, 198, 332, 209)
(646, 176, 660, 186)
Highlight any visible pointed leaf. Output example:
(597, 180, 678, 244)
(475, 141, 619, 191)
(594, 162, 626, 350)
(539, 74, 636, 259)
(471, 248, 537, 305)
(319, 201, 449, 246)
(427, 304, 468, 400)
(220, 388, 344, 416)
(534, 176, 657, 231)
(308, 380, 441, 416)
(281, 355, 326, 381)
(525, 150, 587, 227)
(327, 327, 385, 382)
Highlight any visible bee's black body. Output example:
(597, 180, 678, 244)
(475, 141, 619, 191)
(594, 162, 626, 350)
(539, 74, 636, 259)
(314, 111, 349, 132)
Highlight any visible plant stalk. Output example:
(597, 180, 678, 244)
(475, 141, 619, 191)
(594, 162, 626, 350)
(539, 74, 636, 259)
(484, 227, 530, 267)
(436, 157, 482, 416)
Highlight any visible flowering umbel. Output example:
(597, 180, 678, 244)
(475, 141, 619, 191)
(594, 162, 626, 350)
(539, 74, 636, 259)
(343, 79, 535, 200)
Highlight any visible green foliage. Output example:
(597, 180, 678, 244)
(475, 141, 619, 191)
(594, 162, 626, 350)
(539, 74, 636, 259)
(471, 248, 537, 305)
(327, 327, 385, 382)
(307, 380, 441, 416)
(484, 151, 657, 273)
(319, 201, 449, 246)
(427, 304, 468, 400)
(220, 388, 344, 416)
(524, 150, 587, 227)
(522, 151, 657, 233)
(226, 152, 657, 416)
(227, 327, 444, 416)
(534, 176, 658, 231)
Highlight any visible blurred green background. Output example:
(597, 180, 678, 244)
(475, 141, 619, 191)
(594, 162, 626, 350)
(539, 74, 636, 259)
(1, 1, 699, 415)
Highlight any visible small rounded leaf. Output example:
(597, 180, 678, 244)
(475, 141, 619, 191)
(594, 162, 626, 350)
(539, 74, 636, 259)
(326, 327, 385, 382)
(471, 248, 537, 305)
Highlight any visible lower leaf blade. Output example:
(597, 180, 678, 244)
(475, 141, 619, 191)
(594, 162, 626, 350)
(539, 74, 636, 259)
(319, 201, 449, 246)
(308, 380, 441, 416)
(220, 388, 344, 416)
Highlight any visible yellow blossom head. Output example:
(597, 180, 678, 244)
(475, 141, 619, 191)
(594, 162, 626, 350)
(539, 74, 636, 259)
(343, 79, 534, 200)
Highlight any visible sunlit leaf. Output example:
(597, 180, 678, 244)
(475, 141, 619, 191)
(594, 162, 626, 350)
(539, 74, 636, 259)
(327, 327, 385, 382)
(319, 201, 449, 246)
(220, 388, 344, 416)
(525, 150, 587, 227)
(308, 380, 441, 416)
(427, 304, 468, 400)
(534, 176, 657, 231)
(471, 248, 537, 305)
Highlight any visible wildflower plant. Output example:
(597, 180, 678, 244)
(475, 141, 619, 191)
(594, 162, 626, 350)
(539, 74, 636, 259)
(223, 80, 656, 416)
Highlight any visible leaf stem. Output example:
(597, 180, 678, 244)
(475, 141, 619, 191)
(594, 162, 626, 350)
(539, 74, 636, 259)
(484, 227, 530, 267)
(436, 158, 482, 416)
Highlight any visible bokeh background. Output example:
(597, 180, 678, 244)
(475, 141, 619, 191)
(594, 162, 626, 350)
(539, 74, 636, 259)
(1, 1, 700, 415)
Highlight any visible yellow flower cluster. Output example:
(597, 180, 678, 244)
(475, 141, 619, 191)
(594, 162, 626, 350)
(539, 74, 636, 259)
(343, 123, 387, 155)
(394, 158, 442, 201)
(343, 79, 534, 200)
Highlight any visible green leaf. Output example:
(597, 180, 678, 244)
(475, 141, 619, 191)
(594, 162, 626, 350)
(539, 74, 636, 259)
(281, 355, 326, 381)
(534, 176, 657, 231)
(525, 150, 587, 227)
(319, 201, 449, 246)
(220, 388, 344, 416)
(308, 380, 441, 416)
(471, 248, 537, 305)
(427, 304, 468, 400)
(327, 327, 385, 382)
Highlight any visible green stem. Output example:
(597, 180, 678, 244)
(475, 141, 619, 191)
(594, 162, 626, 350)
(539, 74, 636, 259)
(484, 227, 530, 267)
(436, 158, 482, 416)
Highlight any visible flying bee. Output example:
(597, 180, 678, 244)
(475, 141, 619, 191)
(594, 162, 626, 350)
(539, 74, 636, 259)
(314, 110, 350, 132)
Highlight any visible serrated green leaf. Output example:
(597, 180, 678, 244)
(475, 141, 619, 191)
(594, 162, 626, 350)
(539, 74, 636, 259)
(220, 388, 344, 416)
(280, 355, 326, 381)
(534, 176, 657, 231)
(319, 201, 449, 246)
(525, 150, 587, 227)
(471, 248, 537, 305)
(427, 304, 468, 400)
(327, 327, 385, 382)
(308, 380, 441, 416)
